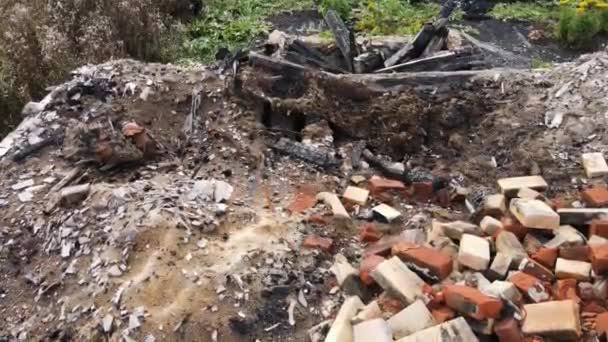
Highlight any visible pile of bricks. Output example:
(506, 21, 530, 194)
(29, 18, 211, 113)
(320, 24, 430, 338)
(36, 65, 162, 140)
(308, 152, 608, 341)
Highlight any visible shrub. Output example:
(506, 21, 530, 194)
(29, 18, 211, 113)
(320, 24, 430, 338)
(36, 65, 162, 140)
(320, 0, 358, 18)
(558, 0, 608, 48)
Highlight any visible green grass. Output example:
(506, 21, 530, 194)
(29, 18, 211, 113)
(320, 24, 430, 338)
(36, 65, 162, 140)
(355, 0, 441, 36)
(531, 58, 553, 69)
(183, 0, 314, 62)
(490, 2, 560, 26)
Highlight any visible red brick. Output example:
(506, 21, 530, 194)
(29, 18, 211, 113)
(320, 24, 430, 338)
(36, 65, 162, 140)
(519, 258, 555, 282)
(392, 242, 453, 281)
(436, 188, 450, 208)
(559, 245, 591, 262)
(368, 176, 406, 194)
(591, 245, 608, 275)
(422, 283, 444, 309)
(590, 219, 608, 239)
(431, 306, 455, 323)
(359, 223, 383, 243)
(359, 255, 385, 286)
(596, 312, 608, 337)
(413, 181, 434, 202)
(302, 235, 333, 252)
(532, 247, 558, 269)
(443, 285, 503, 320)
(494, 318, 522, 342)
(582, 186, 608, 207)
(554, 279, 581, 303)
(364, 235, 411, 257)
(287, 186, 317, 214)
(510, 272, 550, 302)
(502, 216, 529, 240)
(583, 301, 607, 313)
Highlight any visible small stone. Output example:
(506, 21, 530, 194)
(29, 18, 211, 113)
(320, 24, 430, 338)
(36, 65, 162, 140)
(522, 300, 581, 340)
(555, 258, 591, 281)
(351, 175, 366, 184)
(510, 199, 559, 230)
(582, 152, 608, 178)
(498, 176, 548, 197)
(60, 183, 91, 206)
(196, 239, 208, 249)
(443, 285, 503, 320)
(353, 318, 392, 342)
(370, 256, 426, 305)
(214, 180, 233, 203)
(372, 203, 402, 223)
(388, 299, 436, 339)
(102, 314, 114, 333)
(129, 314, 141, 330)
(108, 265, 123, 277)
(343, 186, 370, 206)
(12, 179, 34, 191)
(480, 216, 503, 236)
(458, 234, 490, 271)
(325, 296, 364, 342)
(18, 191, 34, 202)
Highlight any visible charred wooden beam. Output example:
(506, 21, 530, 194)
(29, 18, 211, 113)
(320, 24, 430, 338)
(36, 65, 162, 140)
(285, 39, 347, 74)
(353, 51, 384, 74)
(324, 10, 355, 72)
(273, 137, 340, 168)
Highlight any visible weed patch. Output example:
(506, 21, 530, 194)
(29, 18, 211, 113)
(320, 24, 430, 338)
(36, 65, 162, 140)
(558, 0, 608, 48)
(490, 2, 560, 26)
(355, 0, 440, 35)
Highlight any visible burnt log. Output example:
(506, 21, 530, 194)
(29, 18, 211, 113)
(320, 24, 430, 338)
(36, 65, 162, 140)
(273, 137, 340, 168)
(353, 52, 384, 74)
(324, 10, 356, 72)
(285, 39, 347, 74)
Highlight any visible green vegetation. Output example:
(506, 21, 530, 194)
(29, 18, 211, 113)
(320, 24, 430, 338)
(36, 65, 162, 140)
(320, 0, 358, 18)
(557, 0, 608, 48)
(531, 58, 553, 69)
(490, 2, 560, 26)
(355, 0, 440, 35)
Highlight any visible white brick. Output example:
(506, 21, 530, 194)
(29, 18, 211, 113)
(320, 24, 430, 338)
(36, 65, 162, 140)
(458, 234, 490, 271)
(488, 253, 512, 280)
(353, 318, 392, 342)
(545, 225, 585, 249)
(480, 216, 503, 236)
(510, 199, 559, 230)
(589, 235, 608, 247)
(495, 231, 527, 265)
(396, 317, 478, 342)
(522, 300, 581, 340)
(483, 280, 522, 303)
(370, 256, 425, 305)
(517, 187, 543, 200)
(498, 176, 548, 197)
(343, 186, 370, 206)
(388, 299, 436, 339)
(555, 258, 591, 281)
(441, 221, 482, 240)
(317, 192, 350, 219)
(372, 204, 402, 223)
(582, 152, 608, 178)
(325, 296, 364, 342)
(483, 194, 507, 215)
(351, 301, 382, 324)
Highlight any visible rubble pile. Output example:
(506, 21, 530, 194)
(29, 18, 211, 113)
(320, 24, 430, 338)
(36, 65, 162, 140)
(1, 13, 608, 341)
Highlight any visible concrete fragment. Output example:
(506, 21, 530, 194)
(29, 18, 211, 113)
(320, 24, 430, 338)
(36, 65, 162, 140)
(387, 299, 436, 339)
(483, 280, 522, 303)
(458, 234, 490, 271)
(488, 253, 513, 280)
(343, 186, 369, 206)
(372, 203, 401, 223)
(213, 180, 233, 203)
(102, 314, 114, 333)
(60, 183, 91, 206)
(480, 216, 503, 236)
(498, 176, 548, 197)
(441, 221, 482, 240)
(351, 301, 382, 324)
(396, 317, 478, 342)
(443, 285, 503, 320)
(495, 231, 527, 266)
(325, 296, 364, 342)
(522, 300, 581, 340)
(370, 256, 425, 305)
(510, 198, 559, 230)
(582, 152, 608, 178)
(353, 319, 392, 342)
(12, 179, 34, 191)
(317, 192, 350, 219)
(555, 258, 591, 281)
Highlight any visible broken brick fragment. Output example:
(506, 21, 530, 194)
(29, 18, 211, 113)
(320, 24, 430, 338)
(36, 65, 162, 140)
(532, 247, 558, 269)
(501, 215, 528, 240)
(591, 245, 608, 275)
(359, 255, 385, 286)
(436, 188, 450, 208)
(287, 186, 317, 214)
(519, 258, 554, 282)
(413, 181, 434, 202)
(494, 318, 522, 342)
(359, 223, 383, 243)
(510, 272, 550, 303)
(392, 242, 453, 281)
(597, 312, 608, 337)
(431, 306, 455, 323)
(443, 285, 503, 320)
(368, 176, 406, 194)
(583, 301, 607, 313)
(559, 245, 591, 262)
(581, 186, 608, 207)
(554, 279, 581, 303)
(590, 219, 608, 239)
(302, 234, 333, 252)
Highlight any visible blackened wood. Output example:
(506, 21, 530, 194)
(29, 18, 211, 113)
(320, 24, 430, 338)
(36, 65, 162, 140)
(324, 10, 355, 72)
